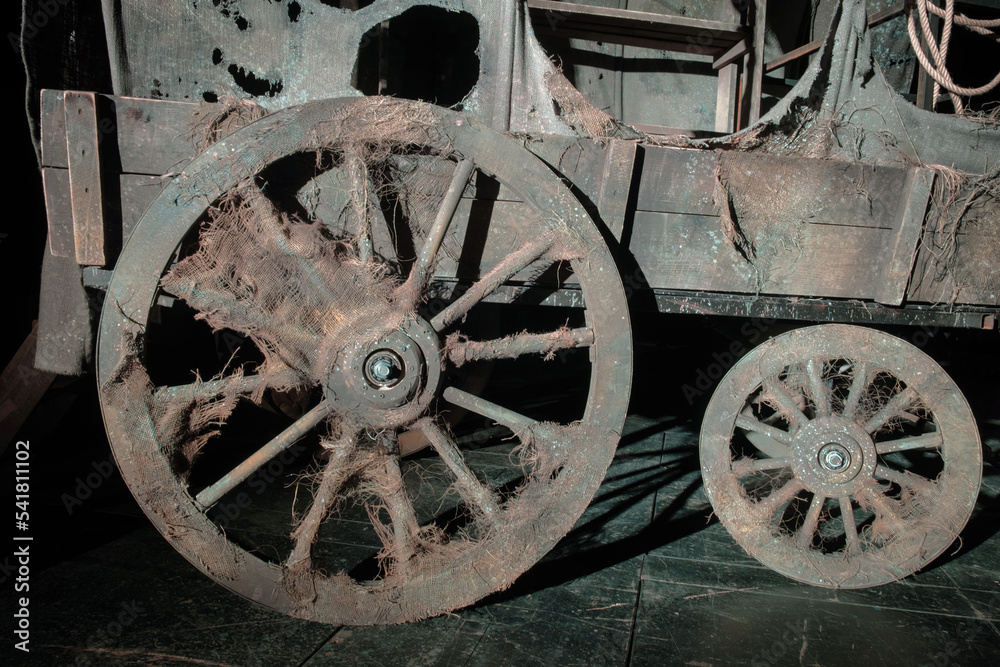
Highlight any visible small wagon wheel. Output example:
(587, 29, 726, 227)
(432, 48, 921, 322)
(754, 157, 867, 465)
(700, 324, 981, 588)
(97, 97, 632, 624)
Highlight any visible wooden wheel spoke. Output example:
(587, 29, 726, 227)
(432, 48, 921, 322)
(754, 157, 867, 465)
(807, 358, 831, 418)
(762, 378, 808, 432)
(154, 374, 265, 405)
(797, 494, 826, 549)
(417, 419, 500, 521)
(344, 153, 375, 262)
(430, 233, 556, 333)
(864, 386, 920, 434)
(839, 496, 861, 555)
(442, 386, 537, 432)
(857, 487, 907, 537)
(735, 413, 793, 455)
(153, 367, 302, 405)
(874, 464, 931, 490)
(445, 327, 594, 366)
(287, 435, 357, 568)
(194, 399, 336, 508)
(408, 157, 475, 287)
(875, 431, 943, 455)
(732, 456, 791, 476)
(370, 432, 421, 567)
(756, 478, 806, 517)
(842, 360, 870, 421)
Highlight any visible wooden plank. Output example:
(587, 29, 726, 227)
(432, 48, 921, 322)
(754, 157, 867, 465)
(0, 322, 57, 454)
(64, 91, 106, 266)
(907, 224, 1000, 307)
(713, 39, 750, 70)
(765, 3, 906, 73)
(630, 124, 700, 138)
(629, 211, 755, 293)
(597, 139, 639, 241)
(635, 147, 718, 216)
(532, 24, 721, 55)
(876, 167, 935, 306)
(42, 93, 202, 176)
(749, 0, 767, 124)
(715, 63, 739, 133)
(631, 210, 893, 298)
(111, 96, 201, 175)
(526, 0, 746, 45)
(40, 89, 68, 168)
(42, 168, 74, 258)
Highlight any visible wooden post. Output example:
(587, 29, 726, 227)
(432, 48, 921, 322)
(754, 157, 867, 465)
(749, 0, 767, 124)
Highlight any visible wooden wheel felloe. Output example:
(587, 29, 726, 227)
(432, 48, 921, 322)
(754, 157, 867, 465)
(700, 324, 982, 588)
(97, 97, 631, 624)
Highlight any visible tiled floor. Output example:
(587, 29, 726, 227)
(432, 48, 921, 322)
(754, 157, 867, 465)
(7, 377, 1000, 666)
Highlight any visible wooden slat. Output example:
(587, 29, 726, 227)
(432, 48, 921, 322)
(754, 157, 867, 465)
(527, 0, 745, 49)
(631, 211, 894, 298)
(749, 0, 767, 124)
(532, 24, 721, 55)
(876, 167, 935, 306)
(41, 92, 201, 176)
(40, 89, 68, 168)
(629, 211, 755, 293)
(907, 225, 1000, 307)
(635, 147, 718, 216)
(527, 0, 745, 41)
(597, 140, 639, 241)
(715, 63, 739, 133)
(64, 91, 106, 266)
(109, 96, 201, 176)
(41, 168, 74, 258)
(713, 38, 750, 70)
(630, 124, 700, 138)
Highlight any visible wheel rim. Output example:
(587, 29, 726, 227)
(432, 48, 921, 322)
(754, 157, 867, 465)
(700, 324, 981, 588)
(97, 97, 632, 624)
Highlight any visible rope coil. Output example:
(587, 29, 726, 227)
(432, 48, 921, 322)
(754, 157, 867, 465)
(905, 0, 1000, 112)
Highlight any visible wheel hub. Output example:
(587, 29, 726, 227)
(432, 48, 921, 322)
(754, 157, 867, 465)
(365, 350, 405, 388)
(819, 443, 851, 472)
(325, 317, 441, 423)
(791, 416, 877, 496)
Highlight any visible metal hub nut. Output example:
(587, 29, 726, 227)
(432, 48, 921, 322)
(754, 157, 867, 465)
(364, 350, 405, 388)
(819, 443, 851, 472)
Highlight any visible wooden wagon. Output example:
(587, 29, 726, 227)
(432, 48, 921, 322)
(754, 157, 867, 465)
(27, 0, 1000, 624)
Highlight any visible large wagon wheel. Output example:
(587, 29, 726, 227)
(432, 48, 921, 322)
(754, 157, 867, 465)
(700, 324, 981, 588)
(97, 97, 632, 624)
